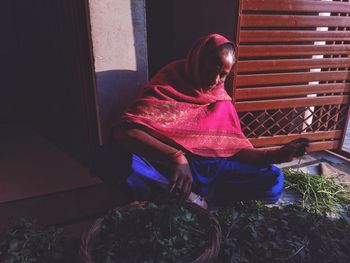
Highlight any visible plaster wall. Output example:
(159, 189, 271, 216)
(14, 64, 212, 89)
(88, 0, 148, 142)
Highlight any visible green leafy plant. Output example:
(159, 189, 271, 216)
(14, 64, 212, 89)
(89, 169, 350, 262)
(0, 218, 64, 263)
(91, 202, 209, 263)
(214, 168, 350, 262)
(216, 202, 350, 263)
(283, 168, 350, 214)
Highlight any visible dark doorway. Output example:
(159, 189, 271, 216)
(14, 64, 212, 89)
(1, 0, 99, 165)
(145, 0, 238, 78)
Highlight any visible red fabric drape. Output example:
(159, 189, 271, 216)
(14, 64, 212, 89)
(120, 34, 252, 157)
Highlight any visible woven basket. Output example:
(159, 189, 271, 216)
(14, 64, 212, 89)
(79, 201, 221, 263)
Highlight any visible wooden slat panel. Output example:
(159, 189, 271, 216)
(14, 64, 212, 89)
(237, 58, 350, 72)
(241, 15, 350, 28)
(235, 95, 349, 111)
(239, 45, 350, 57)
(249, 130, 342, 147)
(242, 0, 350, 13)
(261, 141, 340, 152)
(237, 71, 350, 86)
(307, 141, 340, 152)
(234, 0, 350, 153)
(235, 83, 350, 100)
(240, 30, 350, 43)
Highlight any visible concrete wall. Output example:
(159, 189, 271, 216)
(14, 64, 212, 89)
(88, 0, 148, 142)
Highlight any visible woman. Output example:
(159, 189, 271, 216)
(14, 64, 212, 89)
(112, 34, 309, 208)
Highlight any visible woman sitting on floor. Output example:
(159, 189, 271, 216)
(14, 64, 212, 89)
(108, 34, 309, 208)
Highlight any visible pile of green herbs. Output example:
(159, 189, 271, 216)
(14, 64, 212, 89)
(91, 169, 350, 262)
(216, 202, 350, 263)
(0, 218, 64, 263)
(92, 202, 209, 263)
(283, 168, 350, 215)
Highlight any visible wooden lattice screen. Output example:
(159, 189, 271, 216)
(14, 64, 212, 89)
(233, 0, 350, 151)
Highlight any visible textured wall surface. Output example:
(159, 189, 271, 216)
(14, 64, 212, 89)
(88, 0, 148, 142)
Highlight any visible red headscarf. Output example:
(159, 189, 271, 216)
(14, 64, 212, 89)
(120, 34, 252, 157)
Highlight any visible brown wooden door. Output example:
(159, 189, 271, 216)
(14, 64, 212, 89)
(233, 0, 350, 152)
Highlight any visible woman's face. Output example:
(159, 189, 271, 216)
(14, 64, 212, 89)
(200, 47, 234, 89)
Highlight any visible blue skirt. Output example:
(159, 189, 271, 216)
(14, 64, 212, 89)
(127, 153, 284, 203)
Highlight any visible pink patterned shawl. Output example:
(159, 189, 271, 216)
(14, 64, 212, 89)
(120, 34, 252, 157)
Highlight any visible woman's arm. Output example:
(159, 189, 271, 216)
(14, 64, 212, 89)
(113, 127, 193, 199)
(233, 138, 310, 164)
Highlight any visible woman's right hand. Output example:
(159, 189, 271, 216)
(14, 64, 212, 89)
(279, 138, 310, 162)
(168, 152, 193, 200)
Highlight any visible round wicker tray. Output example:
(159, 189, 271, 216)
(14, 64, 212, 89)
(79, 201, 221, 263)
